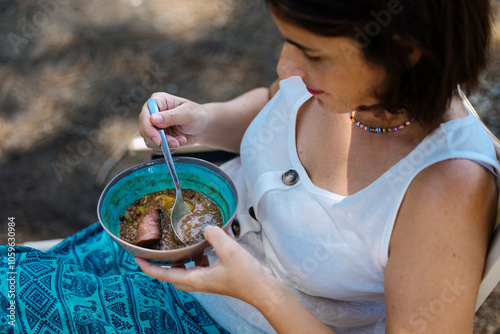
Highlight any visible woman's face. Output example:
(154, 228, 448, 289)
(272, 12, 388, 114)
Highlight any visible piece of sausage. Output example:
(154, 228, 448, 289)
(135, 210, 161, 248)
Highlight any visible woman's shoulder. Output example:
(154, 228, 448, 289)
(399, 157, 497, 247)
(408, 158, 496, 201)
(388, 155, 498, 254)
(413, 95, 500, 175)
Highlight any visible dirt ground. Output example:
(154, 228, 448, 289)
(1, 0, 500, 332)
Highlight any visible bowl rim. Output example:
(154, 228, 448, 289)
(97, 156, 238, 254)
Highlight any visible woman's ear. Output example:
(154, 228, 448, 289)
(393, 35, 422, 66)
(407, 45, 422, 66)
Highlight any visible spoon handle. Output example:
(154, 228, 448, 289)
(147, 98, 183, 197)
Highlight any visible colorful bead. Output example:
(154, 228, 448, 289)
(348, 112, 414, 133)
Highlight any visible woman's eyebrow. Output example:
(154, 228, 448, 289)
(284, 38, 319, 52)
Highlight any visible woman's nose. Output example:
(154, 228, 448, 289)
(277, 44, 307, 80)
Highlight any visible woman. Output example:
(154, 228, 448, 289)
(1, 1, 497, 333)
(137, 0, 499, 333)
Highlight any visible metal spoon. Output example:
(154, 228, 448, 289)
(147, 98, 191, 245)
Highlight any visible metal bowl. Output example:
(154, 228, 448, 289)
(97, 157, 238, 265)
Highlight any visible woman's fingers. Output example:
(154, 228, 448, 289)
(138, 107, 160, 147)
(139, 92, 208, 150)
(138, 92, 185, 144)
(135, 257, 167, 279)
(135, 257, 189, 283)
(135, 257, 215, 293)
(135, 226, 272, 301)
(134, 227, 236, 292)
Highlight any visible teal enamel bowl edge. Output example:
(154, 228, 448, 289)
(97, 157, 238, 265)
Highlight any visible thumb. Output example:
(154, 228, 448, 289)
(203, 225, 237, 261)
(150, 102, 194, 128)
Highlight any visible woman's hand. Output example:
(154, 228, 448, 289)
(136, 226, 335, 333)
(138, 92, 209, 151)
(135, 225, 274, 304)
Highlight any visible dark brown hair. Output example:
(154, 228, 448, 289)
(266, 0, 493, 125)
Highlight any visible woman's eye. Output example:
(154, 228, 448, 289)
(304, 53, 321, 61)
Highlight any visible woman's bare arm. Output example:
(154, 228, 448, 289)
(384, 159, 497, 333)
(139, 86, 272, 153)
(200, 87, 270, 152)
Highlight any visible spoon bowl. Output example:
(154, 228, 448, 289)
(147, 98, 191, 245)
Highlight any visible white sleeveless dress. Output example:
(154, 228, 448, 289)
(191, 76, 500, 333)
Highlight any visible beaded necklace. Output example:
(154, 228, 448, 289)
(348, 112, 414, 133)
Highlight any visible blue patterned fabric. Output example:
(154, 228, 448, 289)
(0, 223, 230, 334)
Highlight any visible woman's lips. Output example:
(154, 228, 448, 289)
(306, 86, 324, 95)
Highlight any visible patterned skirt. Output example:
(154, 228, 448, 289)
(0, 223, 230, 334)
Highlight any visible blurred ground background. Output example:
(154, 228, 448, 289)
(0, 0, 499, 332)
